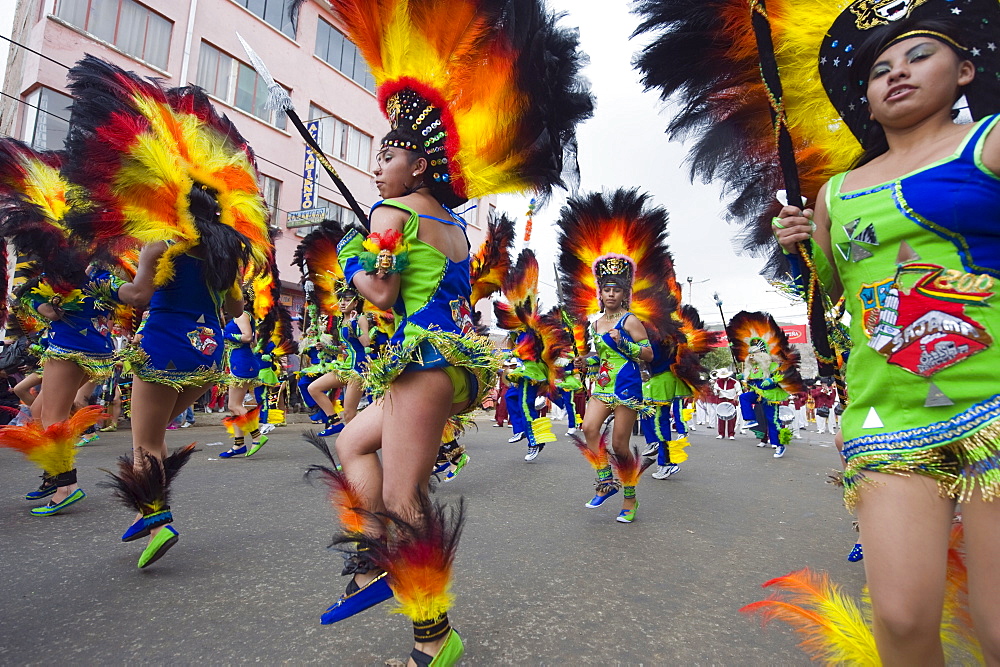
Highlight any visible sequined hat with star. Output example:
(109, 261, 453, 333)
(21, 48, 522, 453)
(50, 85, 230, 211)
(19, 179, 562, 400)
(820, 0, 1000, 148)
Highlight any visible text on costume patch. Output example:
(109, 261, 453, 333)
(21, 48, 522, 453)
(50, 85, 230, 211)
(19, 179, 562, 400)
(868, 264, 994, 377)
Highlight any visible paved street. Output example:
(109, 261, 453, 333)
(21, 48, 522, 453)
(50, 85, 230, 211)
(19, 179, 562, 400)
(0, 411, 863, 664)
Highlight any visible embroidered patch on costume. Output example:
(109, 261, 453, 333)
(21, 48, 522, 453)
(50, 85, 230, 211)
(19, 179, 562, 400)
(187, 327, 219, 356)
(836, 218, 879, 263)
(857, 277, 894, 338)
(91, 316, 111, 337)
(868, 264, 994, 377)
(850, 0, 930, 30)
(596, 360, 612, 388)
(862, 406, 883, 429)
(450, 298, 475, 336)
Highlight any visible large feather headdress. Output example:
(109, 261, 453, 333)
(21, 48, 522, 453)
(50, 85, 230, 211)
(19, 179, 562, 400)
(632, 0, 1000, 275)
(469, 213, 516, 307)
(302, 0, 593, 206)
(556, 189, 678, 345)
(63, 55, 272, 286)
(726, 310, 805, 394)
(0, 140, 89, 300)
(494, 248, 571, 390)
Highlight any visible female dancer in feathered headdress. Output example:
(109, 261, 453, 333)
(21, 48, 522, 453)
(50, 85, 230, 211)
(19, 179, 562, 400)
(727, 311, 804, 458)
(63, 56, 273, 568)
(558, 189, 676, 524)
(494, 249, 567, 463)
(636, 0, 1000, 660)
(289, 0, 592, 662)
(0, 138, 124, 515)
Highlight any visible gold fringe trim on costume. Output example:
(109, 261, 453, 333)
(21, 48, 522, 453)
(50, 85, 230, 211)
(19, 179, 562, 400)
(591, 392, 655, 418)
(364, 327, 501, 413)
(123, 346, 228, 391)
(43, 344, 116, 381)
(843, 418, 1000, 511)
(226, 375, 261, 389)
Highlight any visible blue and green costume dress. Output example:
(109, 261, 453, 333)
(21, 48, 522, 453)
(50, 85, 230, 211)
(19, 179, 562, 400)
(738, 359, 789, 447)
(813, 114, 1000, 509)
(130, 254, 227, 390)
(505, 348, 556, 451)
(331, 314, 367, 385)
(342, 199, 499, 410)
(224, 315, 260, 389)
(588, 314, 652, 416)
(27, 268, 124, 381)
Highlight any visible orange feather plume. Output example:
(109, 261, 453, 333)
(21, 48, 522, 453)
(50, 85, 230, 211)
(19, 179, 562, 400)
(324, 0, 593, 203)
(740, 568, 879, 665)
(0, 406, 106, 476)
(571, 433, 609, 471)
(64, 56, 272, 284)
(315, 467, 369, 536)
(556, 189, 678, 344)
(470, 213, 516, 306)
(294, 220, 346, 318)
(223, 405, 260, 436)
(610, 446, 652, 487)
(356, 496, 465, 622)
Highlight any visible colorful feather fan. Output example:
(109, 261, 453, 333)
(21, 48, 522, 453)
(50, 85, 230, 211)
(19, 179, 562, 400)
(556, 189, 679, 345)
(741, 523, 981, 664)
(307, 0, 593, 204)
(726, 310, 805, 395)
(672, 304, 719, 395)
(0, 405, 105, 477)
(741, 568, 879, 665)
(469, 213, 516, 306)
(634, 0, 1000, 277)
(610, 446, 654, 488)
(571, 432, 609, 471)
(0, 139, 91, 298)
(63, 55, 272, 285)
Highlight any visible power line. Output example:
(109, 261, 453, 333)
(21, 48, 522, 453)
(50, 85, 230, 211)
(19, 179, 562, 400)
(1, 33, 368, 208)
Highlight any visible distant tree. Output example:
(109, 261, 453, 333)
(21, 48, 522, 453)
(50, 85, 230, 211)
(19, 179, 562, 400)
(701, 347, 734, 373)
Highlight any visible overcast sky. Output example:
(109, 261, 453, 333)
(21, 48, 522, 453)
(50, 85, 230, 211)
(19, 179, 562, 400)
(494, 0, 807, 326)
(0, 1, 806, 326)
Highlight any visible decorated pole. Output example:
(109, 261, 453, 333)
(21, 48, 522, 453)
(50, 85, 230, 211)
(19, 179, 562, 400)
(747, 1, 841, 387)
(237, 33, 370, 230)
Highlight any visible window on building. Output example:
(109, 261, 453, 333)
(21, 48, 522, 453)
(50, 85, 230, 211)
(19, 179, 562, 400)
(196, 42, 288, 130)
(309, 104, 372, 172)
(314, 19, 376, 92)
(231, 0, 296, 39)
(22, 87, 73, 151)
(54, 0, 172, 69)
(260, 175, 282, 226)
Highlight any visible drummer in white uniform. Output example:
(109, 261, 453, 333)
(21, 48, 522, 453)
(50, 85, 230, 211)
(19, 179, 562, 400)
(712, 368, 739, 440)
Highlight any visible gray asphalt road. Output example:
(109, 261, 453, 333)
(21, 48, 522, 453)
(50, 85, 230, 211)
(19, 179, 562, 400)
(0, 412, 863, 664)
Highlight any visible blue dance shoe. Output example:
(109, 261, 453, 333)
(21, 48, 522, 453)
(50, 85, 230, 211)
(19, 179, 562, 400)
(585, 485, 619, 508)
(219, 445, 247, 458)
(318, 422, 345, 437)
(321, 571, 393, 625)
